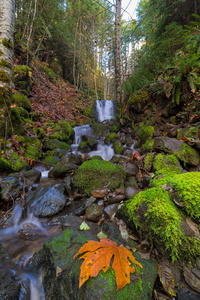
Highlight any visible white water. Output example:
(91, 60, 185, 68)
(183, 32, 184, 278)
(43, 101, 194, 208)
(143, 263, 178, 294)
(96, 100, 115, 122)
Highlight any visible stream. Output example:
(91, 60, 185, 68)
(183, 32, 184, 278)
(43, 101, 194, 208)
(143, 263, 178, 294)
(0, 100, 119, 299)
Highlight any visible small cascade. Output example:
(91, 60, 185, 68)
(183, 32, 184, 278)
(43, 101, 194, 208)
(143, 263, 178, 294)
(71, 125, 93, 152)
(96, 100, 115, 122)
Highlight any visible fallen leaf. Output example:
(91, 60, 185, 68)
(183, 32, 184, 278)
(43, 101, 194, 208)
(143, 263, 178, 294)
(119, 224, 129, 241)
(73, 238, 142, 291)
(80, 221, 90, 231)
(158, 262, 176, 297)
(97, 230, 107, 239)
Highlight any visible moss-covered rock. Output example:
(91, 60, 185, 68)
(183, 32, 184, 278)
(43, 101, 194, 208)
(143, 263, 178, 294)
(151, 154, 183, 187)
(12, 93, 32, 112)
(177, 127, 198, 140)
(44, 156, 60, 165)
(144, 153, 154, 171)
(32, 221, 157, 300)
(119, 187, 200, 261)
(135, 126, 154, 149)
(0, 151, 28, 172)
(15, 107, 29, 118)
(91, 123, 109, 138)
(9, 107, 24, 136)
(113, 140, 124, 154)
(73, 159, 126, 196)
(175, 143, 200, 166)
(78, 141, 90, 153)
(105, 132, 116, 144)
(170, 172, 200, 221)
(34, 128, 46, 139)
(44, 139, 71, 151)
(13, 65, 32, 95)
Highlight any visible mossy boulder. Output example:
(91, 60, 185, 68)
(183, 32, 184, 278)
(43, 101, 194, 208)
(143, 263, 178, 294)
(15, 106, 29, 118)
(78, 141, 91, 153)
(44, 156, 60, 165)
(170, 172, 200, 222)
(34, 128, 46, 139)
(135, 126, 154, 149)
(32, 221, 157, 300)
(113, 140, 124, 155)
(118, 187, 200, 261)
(12, 93, 32, 112)
(177, 127, 199, 140)
(13, 65, 32, 95)
(174, 143, 200, 166)
(91, 123, 109, 138)
(44, 139, 71, 151)
(105, 132, 116, 144)
(73, 159, 126, 196)
(0, 151, 28, 172)
(9, 107, 24, 136)
(151, 154, 183, 188)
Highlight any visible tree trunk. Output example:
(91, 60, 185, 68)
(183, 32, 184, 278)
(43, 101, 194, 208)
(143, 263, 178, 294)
(0, 0, 15, 138)
(115, 0, 122, 104)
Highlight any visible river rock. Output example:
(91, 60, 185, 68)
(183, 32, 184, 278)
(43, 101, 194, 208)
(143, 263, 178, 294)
(31, 224, 158, 300)
(0, 176, 23, 202)
(124, 186, 138, 199)
(48, 163, 78, 179)
(85, 203, 103, 221)
(104, 204, 119, 218)
(26, 184, 67, 217)
(91, 188, 110, 198)
(119, 161, 138, 177)
(107, 194, 125, 204)
(17, 228, 39, 240)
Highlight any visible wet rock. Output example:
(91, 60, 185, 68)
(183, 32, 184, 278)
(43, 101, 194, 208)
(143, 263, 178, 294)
(60, 153, 83, 165)
(104, 204, 119, 218)
(91, 188, 110, 198)
(14, 169, 41, 186)
(0, 176, 23, 202)
(107, 194, 125, 204)
(32, 225, 158, 300)
(85, 203, 103, 221)
(26, 184, 67, 217)
(63, 198, 87, 216)
(86, 196, 96, 208)
(124, 186, 138, 199)
(119, 161, 138, 177)
(17, 229, 39, 240)
(48, 163, 78, 179)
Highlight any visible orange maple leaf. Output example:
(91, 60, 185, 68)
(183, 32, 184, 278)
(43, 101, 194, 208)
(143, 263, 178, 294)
(73, 238, 142, 291)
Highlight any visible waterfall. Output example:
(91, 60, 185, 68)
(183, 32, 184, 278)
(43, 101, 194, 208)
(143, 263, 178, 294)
(96, 100, 115, 122)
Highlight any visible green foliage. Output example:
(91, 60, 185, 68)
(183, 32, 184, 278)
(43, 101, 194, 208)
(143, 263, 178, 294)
(73, 159, 126, 196)
(104, 132, 116, 144)
(170, 172, 200, 221)
(175, 143, 200, 166)
(123, 187, 200, 261)
(12, 93, 32, 112)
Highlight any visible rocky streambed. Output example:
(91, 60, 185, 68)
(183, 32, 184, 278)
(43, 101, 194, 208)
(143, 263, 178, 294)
(0, 117, 200, 299)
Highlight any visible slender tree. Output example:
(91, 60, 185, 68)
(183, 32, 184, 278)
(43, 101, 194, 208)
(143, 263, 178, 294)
(0, 0, 15, 138)
(115, 0, 122, 104)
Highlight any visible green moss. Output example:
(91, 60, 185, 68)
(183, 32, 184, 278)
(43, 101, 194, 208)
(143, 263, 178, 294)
(91, 155, 103, 160)
(0, 157, 11, 171)
(113, 140, 124, 154)
(78, 141, 90, 152)
(0, 49, 3, 56)
(24, 144, 41, 159)
(2, 37, 14, 49)
(12, 93, 32, 112)
(49, 133, 63, 141)
(123, 187, 200, 261)
(0, 70, 10, 83)
(1, 151, 28, 172)
(34, 128, 46, 138)
(177, 127, 198, 140)
(15, 107, 29, 118)
(175, 143, 200, 166)
(9, 107, 23, 136)
(13, 65, 32, 95)
(151, 154, 182, 187)
(170, 172, 200, 221)
(138, 126, 154, 145)
(44, 156, 60, 165)
(141, 139, 154, 153)
(128, 90, 149, 106)
(144, 153, 154, 171)
(105, 132, 116, 144)
(73, 159, 126, 196)
(0, 59, 11, 68)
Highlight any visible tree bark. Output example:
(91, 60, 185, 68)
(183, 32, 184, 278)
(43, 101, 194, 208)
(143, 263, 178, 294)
(0, 0, 15, 138)
(115, 0, 122, 104)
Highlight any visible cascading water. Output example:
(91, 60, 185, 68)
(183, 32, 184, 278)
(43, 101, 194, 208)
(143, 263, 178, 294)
(96, 100, 115, 122)
(71, 100, 115, 160)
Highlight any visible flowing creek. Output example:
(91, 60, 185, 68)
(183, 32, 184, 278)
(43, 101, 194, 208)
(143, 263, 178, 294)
(0, 100, 119, 299)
